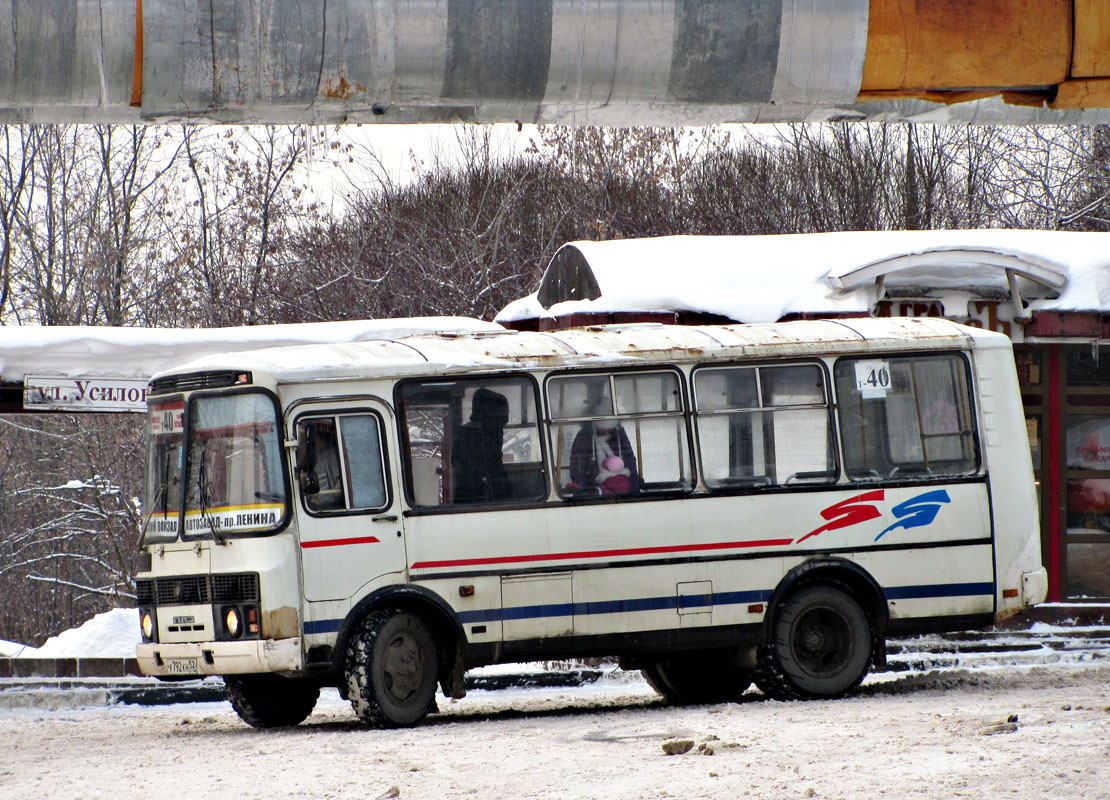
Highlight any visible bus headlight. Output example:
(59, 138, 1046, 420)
(224, 607, 241, 638)
(140, 610, 155, 641)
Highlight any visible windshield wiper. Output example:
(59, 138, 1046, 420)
(138, 483, 166, 546)
(197, 458, 226, 546)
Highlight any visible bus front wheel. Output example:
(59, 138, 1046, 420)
(642, 651, 751, 704)
(225, 674, 320, 728)
(344, 608, 439, 728)
(755, 584, 872, 700)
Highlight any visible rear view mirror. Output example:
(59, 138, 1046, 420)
(295, 423, 318, 494)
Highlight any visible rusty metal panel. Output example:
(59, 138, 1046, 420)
(1054, 78, 1110, 108)
(442, 0, 552, 101)
(541, 0, 675, 118)
(860, 0, 1071, 91)
(770, 0, 869, 104)
(0, 0, 135, 115)
(7, 0, 1110, 123)
(392, 0, 449, 105)
(668, 0, 781, 103)
(142, 0, 383, 119)
(1073, 0, 1110, 77)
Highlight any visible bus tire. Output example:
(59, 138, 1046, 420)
(754, 584, 872, 701)
(225, 674, 319, 728)
(344, 608, 438, 728)
(641, 651, 751, 704)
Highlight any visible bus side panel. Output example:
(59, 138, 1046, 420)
(406, 479, 992, 645)
(852, 543, 996, 621)
(973, 341, 1047, 614)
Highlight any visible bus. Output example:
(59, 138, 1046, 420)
(134, 317, 1047, 728)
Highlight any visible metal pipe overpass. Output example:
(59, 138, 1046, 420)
(4, 0, 1110, 127)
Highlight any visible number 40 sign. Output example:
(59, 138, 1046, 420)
(854, 360, 891, 399)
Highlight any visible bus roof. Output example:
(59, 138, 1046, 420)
(152, 317, 1008, 388)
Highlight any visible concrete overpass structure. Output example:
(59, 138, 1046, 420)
(4, 0, 1110, 127)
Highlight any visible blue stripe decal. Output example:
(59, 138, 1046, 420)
(305, 584, 991, 635)
(304, 618, 342, 635)
(884, 582, 994, 600)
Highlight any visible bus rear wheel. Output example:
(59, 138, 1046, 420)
(225, 674, 320, 728)
(344, 608, 439, 728)
(642, 651, 752, 704)
(755, 584, 872, 701)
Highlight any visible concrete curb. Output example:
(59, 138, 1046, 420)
(0, 669, 609, 710)
(0, 657, 142, 679)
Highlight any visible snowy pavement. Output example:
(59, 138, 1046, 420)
(2, 662, 1108, 800)
(3, 606, 1110, 799)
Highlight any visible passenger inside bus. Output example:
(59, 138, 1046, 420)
(451, 388, 512, 503)
(568, 421, 641, 495)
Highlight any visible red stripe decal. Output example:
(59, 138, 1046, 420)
(411, 538, 794, 570)
(301, 536, 380, 549)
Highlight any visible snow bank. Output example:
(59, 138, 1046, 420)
(33, 608, 139, 659)
(0, 639, 37, 657)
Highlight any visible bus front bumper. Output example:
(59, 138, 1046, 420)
(136, 638, 302, 677)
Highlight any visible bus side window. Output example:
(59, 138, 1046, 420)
(694, 363, 836, 489)
(548, 370, 692, 497)
(296, 414, 388, 513)
(834, 355, 979, 480)
(400, 377, 546, 508)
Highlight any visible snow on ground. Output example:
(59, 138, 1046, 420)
(3, 609, 1110, 798)
(31, 608, 139, 658)
(1, 663, 1108, 800)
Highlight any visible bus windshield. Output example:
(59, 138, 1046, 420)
(142, 391, 287, 543)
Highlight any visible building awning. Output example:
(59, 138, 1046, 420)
(495, 230, 1110, 329)
(829, 246, 1070, 320)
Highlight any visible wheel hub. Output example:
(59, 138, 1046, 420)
(794, 608, 848, 673)
(381, 632, 423, 701)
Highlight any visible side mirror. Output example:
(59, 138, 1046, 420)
(295, 424, 318, 494)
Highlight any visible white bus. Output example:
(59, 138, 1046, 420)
(135, 317, 1047, 728)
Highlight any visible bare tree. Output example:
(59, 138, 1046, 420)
(0, 414, 142, 645)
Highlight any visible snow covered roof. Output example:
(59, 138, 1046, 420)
(494, 230, 1110, 326)
(0, 317, 502, 383)
(160, 317, 1005, 387)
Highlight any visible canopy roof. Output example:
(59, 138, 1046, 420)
(495, 230, 1110, 326)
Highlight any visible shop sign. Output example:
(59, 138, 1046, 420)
(876, 299, 1024, 342)
(24, 375, 149, 412)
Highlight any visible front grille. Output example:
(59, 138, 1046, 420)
(135, 579, 154, 605)
(212, 572, 259, 603)
(156, 575, 209, 605)
(141, 573, 259, 607)
(148, 370, 249, 396)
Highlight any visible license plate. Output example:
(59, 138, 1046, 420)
(165, 658, 199, 675)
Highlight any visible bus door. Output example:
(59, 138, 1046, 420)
(290, 399, 406, 603)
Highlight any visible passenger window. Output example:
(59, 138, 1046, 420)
(834, 354, 978, 481)
(548, 370, 692, 497)
(296, 414, 387, 513)
(399, 377, 545, 507)
(694, 364, 836, 488)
